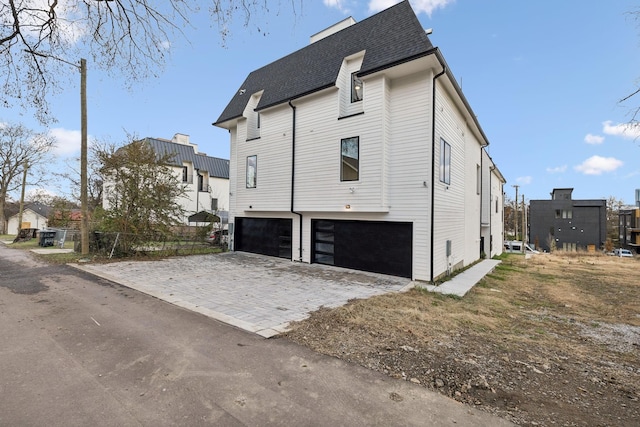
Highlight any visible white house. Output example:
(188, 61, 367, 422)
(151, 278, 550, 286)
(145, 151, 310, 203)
(103, 134, 230, 225)
(6, 202, 50, 234)
(213, 1, 504, 281)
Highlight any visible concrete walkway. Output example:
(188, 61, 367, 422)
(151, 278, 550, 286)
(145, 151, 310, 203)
(421, 259, 501, 297)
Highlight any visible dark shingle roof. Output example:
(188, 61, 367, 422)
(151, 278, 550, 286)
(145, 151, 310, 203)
(214, 0, 433, 125)
(144, 138, 229, 179)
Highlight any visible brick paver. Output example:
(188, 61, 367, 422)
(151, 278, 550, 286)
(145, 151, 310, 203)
(72, 252, 413, 337)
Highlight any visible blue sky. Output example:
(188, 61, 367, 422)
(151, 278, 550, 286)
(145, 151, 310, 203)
(3, 0, 640, 205)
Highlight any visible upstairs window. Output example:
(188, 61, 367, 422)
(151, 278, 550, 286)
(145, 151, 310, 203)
(439, 138, 451, 185)
(212, 198, 218, 211)
(246, 155, 257, 188)
(182, 166, 188, 182)
(341, 137, 359, 181)
(351, 72, 363, 103)
(197, 173, 204, 192)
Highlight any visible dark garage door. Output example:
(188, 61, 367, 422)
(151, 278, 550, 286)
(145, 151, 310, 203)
(235, 217, 292, 259)
(312, 219, 412, 278)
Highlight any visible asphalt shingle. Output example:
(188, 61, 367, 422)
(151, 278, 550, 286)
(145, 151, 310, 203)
(214, 0, 434, 125)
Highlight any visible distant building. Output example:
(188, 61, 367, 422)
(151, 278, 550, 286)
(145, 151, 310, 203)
(619, 207, 640, 254)
(102, 133, 229, 225)
(529, 188, 606, 252)
(6, 202, 50, 234)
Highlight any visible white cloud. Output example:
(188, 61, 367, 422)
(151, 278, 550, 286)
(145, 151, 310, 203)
(324, 0, 350, 12)
(17, 0, 87, 45)
(516, 176, 532, 185)
(49, 128, 80, 156)
(368, 0, 455, 16)
(546, 165, 567, 174)
(574, 155, 623, 175)
(584, 133, 604, 145)
(602, 120, 640, 140)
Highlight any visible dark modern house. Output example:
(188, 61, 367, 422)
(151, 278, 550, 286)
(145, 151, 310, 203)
(619, 207, 640, 254)
(529, 188, 606, 252)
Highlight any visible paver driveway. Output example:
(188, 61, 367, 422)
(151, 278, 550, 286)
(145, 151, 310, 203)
(72, 252, 413, 337)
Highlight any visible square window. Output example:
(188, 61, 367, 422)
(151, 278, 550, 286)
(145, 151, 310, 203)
(439, 138, 451, 185)
(341, 137, 359, 181)
(246, 155, 257, 188)
(351, 72, 363, 103)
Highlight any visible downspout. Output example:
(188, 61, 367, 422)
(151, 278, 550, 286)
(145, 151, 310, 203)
(289, 100, 303, 261)
(430, 61, 446, 283)
(195, 168, 200, 219)
(480, 150, 484, 258)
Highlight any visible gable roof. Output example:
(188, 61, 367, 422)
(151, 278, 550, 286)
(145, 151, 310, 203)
(214, 0, 434, 125)
(7, 202, 51, 219)
(144, 138, 230, 179)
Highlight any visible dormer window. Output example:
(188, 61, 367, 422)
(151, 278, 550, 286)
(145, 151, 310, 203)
(351, 72, 363, 102)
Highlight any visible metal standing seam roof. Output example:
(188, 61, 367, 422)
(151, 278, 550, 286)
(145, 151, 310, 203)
(144, 138, 229, 179)
(214, 0, 434, 126)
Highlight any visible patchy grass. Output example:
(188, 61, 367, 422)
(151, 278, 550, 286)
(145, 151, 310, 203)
(283, 252, 640, 426)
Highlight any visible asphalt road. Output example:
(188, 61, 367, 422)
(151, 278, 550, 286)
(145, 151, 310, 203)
(0, 244, 512, 426)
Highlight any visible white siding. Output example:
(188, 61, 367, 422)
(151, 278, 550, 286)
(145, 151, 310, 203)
(234, 104, 292, 214)
(7, 210, 48, 234)
(222, 55, 502, 281)
(463, 122, 482, 265)
(490, 167, 505, 258)
(432, 81, 467, 279)
(387, 71, 432, 281)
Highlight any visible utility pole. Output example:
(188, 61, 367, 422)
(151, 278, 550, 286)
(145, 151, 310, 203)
(512, 184, 519, 241)
(80, 58, 89, 256)
(522, 194, 526, 253)
(17, 160, 28, 231)
(25, 50, 89, 255)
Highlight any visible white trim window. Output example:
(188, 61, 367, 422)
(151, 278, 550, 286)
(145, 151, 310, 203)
(351, 72, 363, 103)
(439, 138, 451, 185)
(246, 155, 257, 188)
(341, 137, 359, 181)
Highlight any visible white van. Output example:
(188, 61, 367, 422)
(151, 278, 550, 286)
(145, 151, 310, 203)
(504, 241, 540, 254)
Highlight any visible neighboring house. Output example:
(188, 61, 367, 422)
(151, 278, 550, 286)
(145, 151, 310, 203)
(619, 207, 640, 254)
(529, 188, 606, 252)
(213, 1, 504, 281)
(482, 151, 506, 259)
(7, 202, 50, 234)
(103, 133, 230, 225)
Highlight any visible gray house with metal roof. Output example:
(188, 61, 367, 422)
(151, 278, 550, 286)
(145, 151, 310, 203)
(214, 1, 503, 281)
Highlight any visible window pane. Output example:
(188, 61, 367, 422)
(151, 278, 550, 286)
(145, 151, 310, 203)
(439, 138, 451, 185)
(341, 137, 359, 181)
(246, 155, 257, 188)
(351, 72, 363, 102)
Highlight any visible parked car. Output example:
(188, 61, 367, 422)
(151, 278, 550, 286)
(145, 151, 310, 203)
(207, 229, 229, 245)
(613, 248, 633, 257)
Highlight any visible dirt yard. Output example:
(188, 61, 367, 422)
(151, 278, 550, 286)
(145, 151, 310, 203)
(282, 252, 640, 426)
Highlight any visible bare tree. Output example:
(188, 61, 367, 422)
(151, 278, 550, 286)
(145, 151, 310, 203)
(621, 8, 640, 131)
(54, 138, 105, 212)
(1, 1, 297, 124)
(0, 122, 55, 234)
(97, 137, 188, 252)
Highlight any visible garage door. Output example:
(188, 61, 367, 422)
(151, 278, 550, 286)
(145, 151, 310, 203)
(234, 217, 292, 259)
(312, 219, 412, 278)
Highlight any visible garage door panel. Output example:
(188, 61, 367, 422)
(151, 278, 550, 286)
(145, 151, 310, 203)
(313, 220, 412, 278)
(235, 218, 292, 259)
